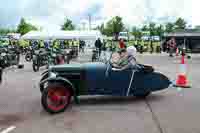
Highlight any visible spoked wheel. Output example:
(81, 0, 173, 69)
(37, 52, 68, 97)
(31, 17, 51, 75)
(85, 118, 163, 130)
(41, 83, 72, 114)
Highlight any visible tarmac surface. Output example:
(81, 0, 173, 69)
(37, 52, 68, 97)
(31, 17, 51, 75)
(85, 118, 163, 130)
(0, 50, 200, 133)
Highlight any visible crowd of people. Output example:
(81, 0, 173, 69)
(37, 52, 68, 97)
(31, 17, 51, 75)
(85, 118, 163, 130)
(5, 39, 86, 55)
(2, 36, 187, 59)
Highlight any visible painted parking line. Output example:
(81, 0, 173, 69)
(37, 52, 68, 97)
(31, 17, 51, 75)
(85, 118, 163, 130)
(1, 126, 16, 133)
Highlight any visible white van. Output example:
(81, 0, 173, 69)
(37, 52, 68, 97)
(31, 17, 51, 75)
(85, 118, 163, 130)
(118, 32, 129, 41)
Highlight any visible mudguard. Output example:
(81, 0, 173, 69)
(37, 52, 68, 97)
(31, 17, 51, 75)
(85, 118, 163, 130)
(40, 76, 79, 103)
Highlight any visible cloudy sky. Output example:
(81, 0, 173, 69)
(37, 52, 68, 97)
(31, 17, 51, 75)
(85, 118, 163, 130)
(0, 0, 198, 30)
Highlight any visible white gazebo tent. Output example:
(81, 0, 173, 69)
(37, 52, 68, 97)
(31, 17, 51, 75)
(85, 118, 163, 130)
(21, 30, 103, 47)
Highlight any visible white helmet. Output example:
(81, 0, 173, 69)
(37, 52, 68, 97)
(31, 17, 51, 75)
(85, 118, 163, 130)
(127, 46, 137, 56)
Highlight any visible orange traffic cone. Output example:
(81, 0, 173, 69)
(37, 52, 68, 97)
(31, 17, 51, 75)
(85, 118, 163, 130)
(174, 55, 191, 88)
(176, 48, 179, 56)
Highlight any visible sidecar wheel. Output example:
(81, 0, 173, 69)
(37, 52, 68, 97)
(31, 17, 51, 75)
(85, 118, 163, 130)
(134, 92, 151, 98)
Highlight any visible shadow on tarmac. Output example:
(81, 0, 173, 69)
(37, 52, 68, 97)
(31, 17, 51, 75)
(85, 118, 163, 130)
(72, 94, 166, 106)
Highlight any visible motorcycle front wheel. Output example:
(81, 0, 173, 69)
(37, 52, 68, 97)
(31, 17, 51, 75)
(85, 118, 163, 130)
(32, 57, 40, 72)
(25, 53, 32, 62)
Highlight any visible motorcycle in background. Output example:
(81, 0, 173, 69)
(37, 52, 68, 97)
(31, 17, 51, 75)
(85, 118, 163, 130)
(25, 46, 34, 62)
(32, 49, 49, 72)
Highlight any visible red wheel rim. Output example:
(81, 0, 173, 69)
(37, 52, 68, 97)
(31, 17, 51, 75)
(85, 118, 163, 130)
(47, 87, 70, 111)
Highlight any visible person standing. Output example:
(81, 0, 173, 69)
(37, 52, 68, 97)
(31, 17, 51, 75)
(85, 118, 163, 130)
(140, 40, 144, 54)
(168, 38, 176, 57)
(102, 40, 107, 51)
(150, 41, 153, 54)
(95, 38, 102, 56)
(79, 40, 85, 53)
(119, 39, 125, 49)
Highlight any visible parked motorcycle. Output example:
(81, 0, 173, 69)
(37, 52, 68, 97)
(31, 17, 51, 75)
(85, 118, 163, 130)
(0, 46, 23, 69)
(25, 47, 34, 62)
(32, 49, 49, 72)
(33, 48, 67, 72)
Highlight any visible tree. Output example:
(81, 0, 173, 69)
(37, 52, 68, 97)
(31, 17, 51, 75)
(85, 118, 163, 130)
(102, 16, 124, 38)
(0, 28, 16, 35)
(174, 17, 187, 30)
(131, 26, 142, 40)
(165, 22, 175, 33)
(141, 24, 149, 31)
(149, 22, 157, 36)
(17, 18, 38, 35)
(61, 18, 75, 30)
(98, 23, 106, 35)
(155, 24, 165, 39)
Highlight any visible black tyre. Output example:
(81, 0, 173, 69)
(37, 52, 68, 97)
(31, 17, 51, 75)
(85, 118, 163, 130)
(32, 57, 40, 72)
(16, 54, 20, 65)
(187, 55, 191, 59)
(40, 73, 49, 93)
(25, 53, 32, 62)
(41, 83, 72, 114)
(17, 64, 24, 69)
(0, 58, 7, 69)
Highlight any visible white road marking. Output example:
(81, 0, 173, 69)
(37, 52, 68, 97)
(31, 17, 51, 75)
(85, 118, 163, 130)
(1, 126, 16, 133)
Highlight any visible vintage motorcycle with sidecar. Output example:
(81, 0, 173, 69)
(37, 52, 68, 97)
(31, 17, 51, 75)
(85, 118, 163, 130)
(39, 51, 172, 114)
